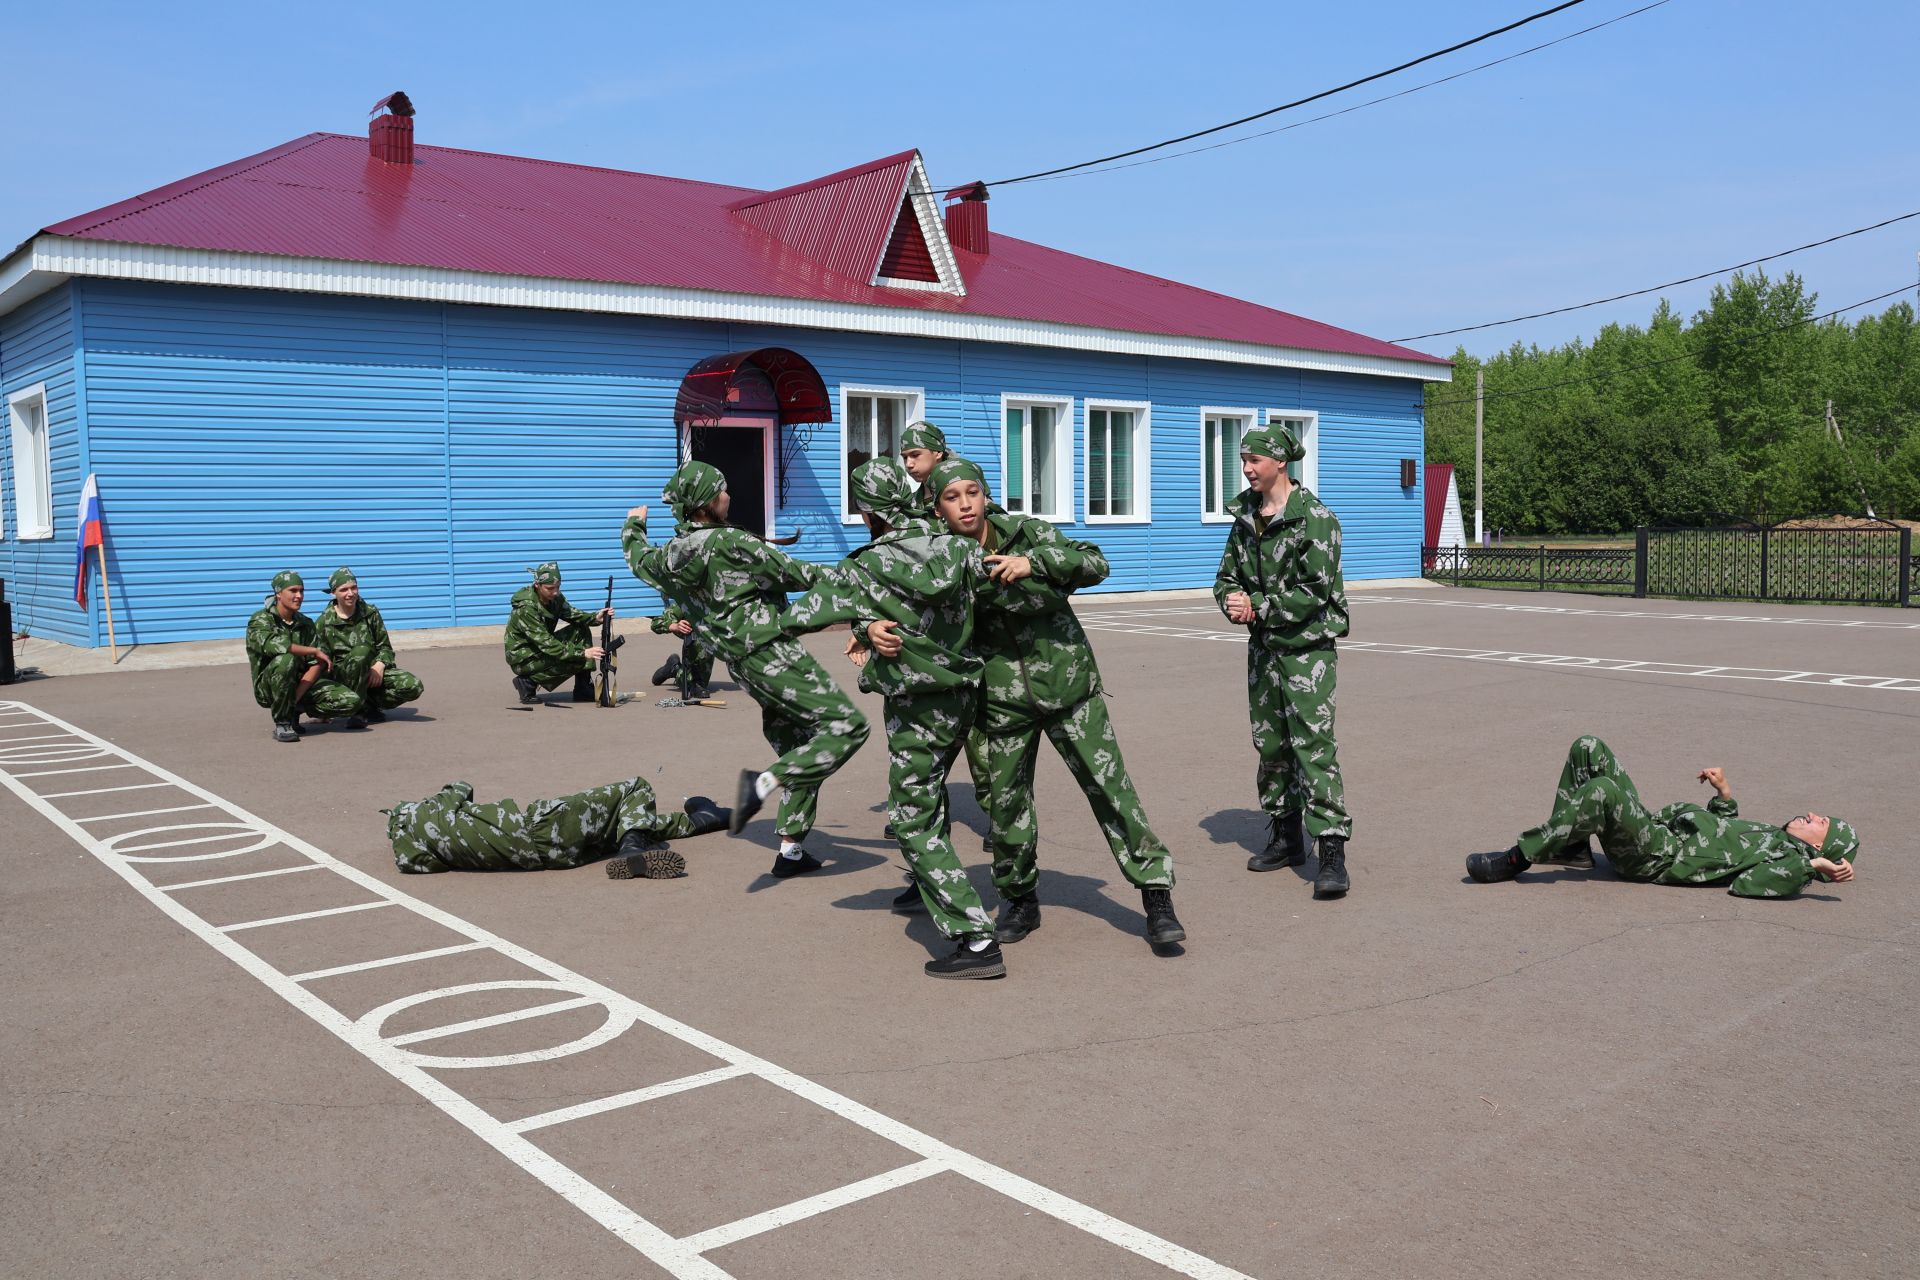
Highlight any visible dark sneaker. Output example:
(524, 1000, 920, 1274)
(883, 821, 896, 840)
(650, 653, 681, 687)
(571, 673, 595, 702)
(1532, 838, 1596, 870)
(365, 706, 387, 723)
(606, 832, 686, 880)
(687, 684, 713, 701)
(272, 722, 299, 743)
(730, 769, 764, 835)
(682, 795, 731, 836)
(992, 893, 1040, 944)
(512, 675, 538, 705)
(891, 879, 926, 914)
(770, 850, 823, 878)
(1248, 811, 1307, 872)
(1467, 847, 1530, 884)
(343, 714, 369, 730)
(1313, 836, 1351, 897)
(924, 939, 1006, 980)
(1142, 887, 1186, 945)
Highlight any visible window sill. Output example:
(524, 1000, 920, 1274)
(17, 529, 53, 541)
(1085, 514, 1152, 526)
(1200, 513, 1237, 525)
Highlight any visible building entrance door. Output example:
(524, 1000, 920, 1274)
(687, 415, 773, 538)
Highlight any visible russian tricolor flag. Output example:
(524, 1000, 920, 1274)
(74, 473, 104, 607)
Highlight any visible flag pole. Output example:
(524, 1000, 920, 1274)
(95, 545, 120, 663)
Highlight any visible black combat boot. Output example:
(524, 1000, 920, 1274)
(731, 769, 764, 834)
(1141, 887, 1186, 945)
(992, 893, 1040, 943)
(571, 672, 595, 702)
(1313, 836, 1351, 897)
(924, 938, 1006, 980)
(342, 713, 368, 730)
(682, 795, 731, 836)
(1247, 811, 1307, 872)
(512, 675, 537, 704)
(651, 652, 681, 687)
(365, 705, 387, 723)
(891, 878, 926, 914)
(605, 831, 686, 880)
(1466, 846, 1531, 883)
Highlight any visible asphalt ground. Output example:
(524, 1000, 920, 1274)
(3, 586, 1914, 1279)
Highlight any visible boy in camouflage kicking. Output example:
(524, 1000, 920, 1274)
(784, 457, 1004, 980)
(623, 461, 869, 878)
(313, 567, 424, 726)
(386, 778, 729, 879)
(1467, 736, 1860, 898)
(244, 571, 361, 742)
(504, 562, 613, 705)
(928, 457, 1185, 951)
(1214, 424, 1352, 897)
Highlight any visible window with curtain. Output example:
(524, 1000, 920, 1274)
(8, 385, 52, 540)
(1087, 405, 1144, 520)
(1203, 412, 1250, 519)
(844, 392, 909, 516)
(1003, 399, 1068, 517)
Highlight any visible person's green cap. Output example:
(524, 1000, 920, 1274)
(664, 460, 727, 521)
(1821, 818, 1859, 863)
(271, 570, 304, 592)
(926, 456, 990, 503)
(528, 561, 562, 586)
(1239, 424, 1306, 464)
(326, 566, 357, 592)
(900, 420, 949, 453)
(850, 456, 922, 519)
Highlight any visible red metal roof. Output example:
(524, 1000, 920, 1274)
(39, 133, 1447, 367)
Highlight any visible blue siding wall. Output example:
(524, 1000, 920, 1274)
(48, 281, 1428, 646)
(0, 284, 88, 646)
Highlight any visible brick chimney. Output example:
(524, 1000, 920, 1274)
(369, 91, 416, 164)
(944, 181, 989, 255)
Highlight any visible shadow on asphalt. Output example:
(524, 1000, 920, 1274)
(1197, 807, 1265, 849)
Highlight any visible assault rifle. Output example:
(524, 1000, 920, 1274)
(595, 576, 625, 707)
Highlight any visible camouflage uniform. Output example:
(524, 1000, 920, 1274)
(504, 565, 598, 690)
(387, 777, 697, 873)
(624, 462, 869, 840)
(783, 457, 995, 940)
(1213, 434, 1352, 840)
(650, 603, 715, 691)
(313, 577, 424, 716)
(1515, 737, 1861, 898)
(244, 582, 359, 724)
(925, 459, 1173, 900)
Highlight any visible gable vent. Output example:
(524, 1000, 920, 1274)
(876, 197, 939, 282)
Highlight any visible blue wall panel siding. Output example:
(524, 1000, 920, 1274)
(0, 284, 89, 646)
(79, 282, 452, 643)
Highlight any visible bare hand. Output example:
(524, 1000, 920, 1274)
(669, 619, 694, 637)
(984, 554, 1033, 584)
(628, 505, 648, 521)
(849, 646, 870, 668)
(1812, 857, 1854, 882)
(369, 661, 386, 687)
(598, 606, 616, 623)
(1696, 767, 1730, 798)
(313, 651, 333, 671)
(866, 619, 904, 658)
(585, 646, 606, 661)
(1224, 591, 1255, 625)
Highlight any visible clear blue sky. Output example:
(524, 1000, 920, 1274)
(5, 0, 1915, 361)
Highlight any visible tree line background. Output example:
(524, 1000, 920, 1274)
(1422, 271, 1920, 535)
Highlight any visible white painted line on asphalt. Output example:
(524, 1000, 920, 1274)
(289, 942, 491, 983)
(0, 699, 1257, 1280)
(384, 995, 601, 1047)
(0, 733, 80, 743)
(76, 803, 220, 823)
(160, 864, 327, 892)
(677, 1159, 947, 1255)
(9, 762, 137, 778)
(217, 901, 397, 933)
(505, 1066, 755, 1134)
(39, 781, 176, 798)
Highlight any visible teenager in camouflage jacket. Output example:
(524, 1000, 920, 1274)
(926, 457, 1184, 950)
(623, 461, 868, 871)
(244, 570, 360, 741)
(649, 602, 714, 695)
(313, 567, 424, 720)
(504, 562, 608, 695)
(1213, 424, 1353, 896)
(1467, 736, 1861, 897)
(783, 457, 1001, 976)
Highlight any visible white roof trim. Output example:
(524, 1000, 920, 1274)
(0, 234, 1452, 382)
(867, 154, 967, 298)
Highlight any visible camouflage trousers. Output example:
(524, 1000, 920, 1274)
(885, 689, 994, 940)
(734, 637, 870, 840)
(386, 777, 696, 873)
(678, 638, 716, 690)
(330, 654, 425, 714)
(1515, 736, 1674, 879)
(252, 653, 360, 723)
(1248, 643, 1350, 839)
(510, 651, 590, 691)
(980, 693, 1173, 900)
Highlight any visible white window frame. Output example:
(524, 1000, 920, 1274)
(999, 393, 1074, 524)
(8, 383, 53, 541)
(1267, 408, 1320, 494)
(838, 383, 925, 525)
(1082, 398, 1151, 524)
(1200, 406, 1257, 524)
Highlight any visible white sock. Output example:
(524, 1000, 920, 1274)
(754, 771, 779, 801)
(779, 841, 803, 859)
(966, 937, 992, 952)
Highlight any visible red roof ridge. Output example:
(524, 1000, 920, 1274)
(46, 133, 336, 236)
(727, 149, 919, 212)
(309, 133, 766, 197)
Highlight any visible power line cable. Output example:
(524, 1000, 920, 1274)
(985, 0, 1596, 187)
(1005, 1, 1672, 187)
(1421, 283, 1915, 407)
(1397, 206, 1920, 342)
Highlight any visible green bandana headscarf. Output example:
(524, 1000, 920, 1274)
(326, 567, 357, 593)
(900, 420, 949, 453)
(270, 570, 304, 592)
(1820, 818, 1859, 863)
(850, 457, 923, 520)
(926, 456, 990, 506)
(1239, 425, 1306, 464)
(664, 461, 727, 521)
(527, 561, 562, 586)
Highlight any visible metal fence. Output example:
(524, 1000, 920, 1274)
(1423, 523, 1915, 607)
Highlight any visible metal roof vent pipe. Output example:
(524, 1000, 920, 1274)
(369, 91, 416, 164)
(944, 181, 989, 255)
